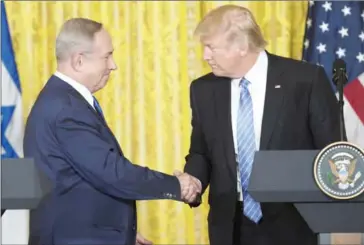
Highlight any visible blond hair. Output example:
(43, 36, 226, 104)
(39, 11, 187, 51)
(55, 18, 103, 61)
(194, 5, 267, 51)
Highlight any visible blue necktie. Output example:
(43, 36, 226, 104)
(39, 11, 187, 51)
(93, 96, 104, 118)
(237, 78, 262, 223)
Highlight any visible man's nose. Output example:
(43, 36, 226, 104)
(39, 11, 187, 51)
(109, 57, 117, 70)
(203, 47, 212, 61)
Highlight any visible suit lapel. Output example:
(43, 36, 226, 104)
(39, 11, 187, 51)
(67, 86, 105, 124)
(213, 77, 237, 181)
(57, 78, 125, 155)
(53, 76, 104, 123)
(74, 91, 124, 155)
(260, 54, 285, 150)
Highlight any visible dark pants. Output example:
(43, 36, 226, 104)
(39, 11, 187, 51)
(233, 201, 318, 245)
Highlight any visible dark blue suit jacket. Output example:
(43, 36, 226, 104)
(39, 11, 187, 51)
(24, 75, 181, 245)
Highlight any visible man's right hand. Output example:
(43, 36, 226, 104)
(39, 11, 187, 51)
(174, 170, 202, 203)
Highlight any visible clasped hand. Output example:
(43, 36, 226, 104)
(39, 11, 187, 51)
(174, 170, 202, 203)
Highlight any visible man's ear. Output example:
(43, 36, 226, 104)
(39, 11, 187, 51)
(238, 43, 249, 57)
(70, 53, 83, 72)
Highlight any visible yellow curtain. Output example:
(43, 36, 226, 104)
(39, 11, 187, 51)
(5, 1, 361, 244)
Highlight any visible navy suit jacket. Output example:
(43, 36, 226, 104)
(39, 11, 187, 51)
(24, 75, 181, 245)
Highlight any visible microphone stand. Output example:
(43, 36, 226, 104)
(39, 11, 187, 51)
(333, 70, 347, 141)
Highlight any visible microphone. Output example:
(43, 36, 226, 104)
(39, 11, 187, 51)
(332, 58, 348, 86)
(332, 59, 348, 141)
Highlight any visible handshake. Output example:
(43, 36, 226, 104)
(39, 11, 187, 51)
(174, 170, 202, 204)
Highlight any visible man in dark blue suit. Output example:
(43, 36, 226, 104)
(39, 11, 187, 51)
(24, 18, 201, 245)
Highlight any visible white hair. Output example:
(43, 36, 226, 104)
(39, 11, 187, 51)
(55, 18, 103, 62)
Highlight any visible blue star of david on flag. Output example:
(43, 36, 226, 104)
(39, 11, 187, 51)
(1, 106, 16, 157)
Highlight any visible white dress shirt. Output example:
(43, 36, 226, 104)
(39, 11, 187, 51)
(231, 50, 268, 201)
(54, 71, 95, 110)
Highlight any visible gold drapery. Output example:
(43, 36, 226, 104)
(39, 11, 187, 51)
(5, 1, 362, 244)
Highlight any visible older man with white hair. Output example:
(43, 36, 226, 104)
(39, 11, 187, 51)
(24, 17, 202, 245)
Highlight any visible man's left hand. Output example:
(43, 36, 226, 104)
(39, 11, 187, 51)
(136, 232, 153, 245)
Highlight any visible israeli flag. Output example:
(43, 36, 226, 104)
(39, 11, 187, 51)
(1, 2, 29, 244)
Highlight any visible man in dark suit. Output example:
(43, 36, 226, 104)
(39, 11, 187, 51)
(183, 5, 342, 245)
(24, 18, 201, 245)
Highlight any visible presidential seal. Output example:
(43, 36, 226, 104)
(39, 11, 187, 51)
(313, 141, 364, 200)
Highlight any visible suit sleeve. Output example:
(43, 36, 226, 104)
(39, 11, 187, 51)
(309, 66, 347, 148)
(55, 107, 181, 201)
(184, 82, 211, 203)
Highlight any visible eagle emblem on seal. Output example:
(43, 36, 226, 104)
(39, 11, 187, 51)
(313, 142, 364, 200)
(328, 154, 362, 190)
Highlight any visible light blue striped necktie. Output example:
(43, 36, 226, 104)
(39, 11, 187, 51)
(237, 78, 262, 223)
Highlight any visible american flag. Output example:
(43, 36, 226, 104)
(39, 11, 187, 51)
(302, 1, 364, 148)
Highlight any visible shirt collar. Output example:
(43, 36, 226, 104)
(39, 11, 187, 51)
(231, 50, 268, 87)
(54, 71, 95, 109)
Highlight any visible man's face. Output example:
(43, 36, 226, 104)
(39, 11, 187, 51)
(81, 28, 117, 93)
(201, 34, 244, 78)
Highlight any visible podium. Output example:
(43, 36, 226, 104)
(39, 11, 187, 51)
(1, 158, 51, 214)
(248, 150, 364, 235)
